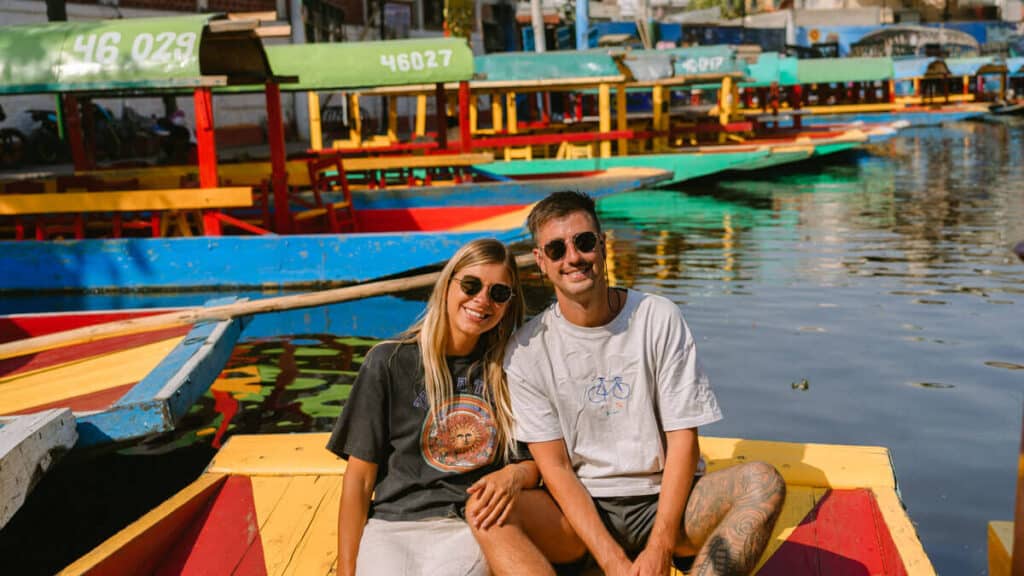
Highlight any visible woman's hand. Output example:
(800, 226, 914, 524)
(465, 463, 528, 529)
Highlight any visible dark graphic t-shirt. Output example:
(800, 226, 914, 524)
(326, 341, 504, 521)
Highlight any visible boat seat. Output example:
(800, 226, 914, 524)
(503, 146, 533, 161)
(556, 142, 594, 159)
(302, 156, 357, 234)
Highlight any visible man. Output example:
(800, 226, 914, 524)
(504, 191, 786, 575)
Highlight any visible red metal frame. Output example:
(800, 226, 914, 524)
(192, 88, 221, 236)
(62, 94, 89, 171)
(458, 81, 471, 153)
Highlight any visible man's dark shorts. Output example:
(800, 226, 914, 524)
(591, 476, 701, 558)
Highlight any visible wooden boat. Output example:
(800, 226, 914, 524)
(58, 433, 935, 575)
(0, 305, 247, 447)
(989, 521, 1014, 576)
(0, 167, 669, 292)
(0, 408, 76, 529)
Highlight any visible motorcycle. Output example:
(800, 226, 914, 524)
(0, 105, 27, 169)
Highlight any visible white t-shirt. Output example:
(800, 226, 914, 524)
(504, 289, 722, 497)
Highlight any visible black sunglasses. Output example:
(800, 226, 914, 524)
(453, 275, 514, 304)
(542, 231, 600, 261)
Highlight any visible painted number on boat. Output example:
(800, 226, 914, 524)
(679, 56, 726, 74)
(379, 49, 453, 73)
(71, 32, 198, 66)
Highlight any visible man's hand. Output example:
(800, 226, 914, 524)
(629, 542, 672, 576)
(465, 464, 526, 529)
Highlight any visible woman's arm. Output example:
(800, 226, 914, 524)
(337, 456, 378, 576)
(465, 460, 540, 529)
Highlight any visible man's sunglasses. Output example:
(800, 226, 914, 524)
(542, 231, 600, 261)
(453, 275, 514, 304)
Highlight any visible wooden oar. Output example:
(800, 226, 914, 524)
(0, 253, 537, 362)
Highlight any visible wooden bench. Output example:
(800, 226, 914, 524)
(0, 187, 254, 240)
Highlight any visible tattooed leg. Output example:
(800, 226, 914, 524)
(678, 461, 786, 576)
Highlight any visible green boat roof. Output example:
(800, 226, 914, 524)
(266, 38, 474, 91)
(797, 57, 893, 84)
(474, 51, 623, 83)
(0, 14, 276, 95)
(743, 53, 799, 87)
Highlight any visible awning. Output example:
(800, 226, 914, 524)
(946, 57, 1008, 77)
(892, 57, 951, 80)
(797, 57, 893, 84)
(742, 52, 800, 87)
(0, 14, 276, 95)
(474, 51, 623, 83)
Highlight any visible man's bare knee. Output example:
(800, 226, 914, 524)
(736, 461, 786, 513)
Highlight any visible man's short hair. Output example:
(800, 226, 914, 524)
(526, 191, 601, 242)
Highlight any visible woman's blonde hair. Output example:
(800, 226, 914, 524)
(401, 238, 524, 460)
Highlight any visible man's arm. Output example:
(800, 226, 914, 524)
(529, 439, 632, 576)
(629, 428, 699, 576)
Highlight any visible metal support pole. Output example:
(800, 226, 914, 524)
(193, 87, 221, 235)
(576, 0, 589, 49)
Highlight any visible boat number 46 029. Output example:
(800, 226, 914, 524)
(70, 32, 198, 66)
(379, 49, 454, 73)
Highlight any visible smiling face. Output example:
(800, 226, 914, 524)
(533, 210, 605, 300)
(445, 261, 513, 354)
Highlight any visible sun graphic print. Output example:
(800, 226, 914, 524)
(421, 395, 497, 472)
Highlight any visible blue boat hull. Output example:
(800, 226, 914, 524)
(802, 109, 986, 127)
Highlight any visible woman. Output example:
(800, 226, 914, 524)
(328, 239, 583, 576)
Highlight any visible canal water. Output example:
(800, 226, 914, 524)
(1, 121, 1022, 575)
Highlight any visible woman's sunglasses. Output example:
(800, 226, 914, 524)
(542, 231, 600, 261)
(453, 275, 514, 304)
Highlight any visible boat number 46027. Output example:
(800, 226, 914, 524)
(379, 49, 454, 73)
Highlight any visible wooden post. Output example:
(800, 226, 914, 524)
(458, 81, 471, 152)
(491, 93, 503, 133)
(435, 82, 449, 150)
(651, 85, 666, 153)
(506, 92, 518, 134)
(598, 83, 611, 158)
(1013, 406, 1024, 576)
(387, 96, 398, 143)
(888, 79, 896, 103)
(62, 95, 89, 171)
(415, 94, 427, 137)
(963, 76, 970, 96)
(265, 82, 291, 234)
(193, 87, 220, 235)
(307, 92, 322, 150)
(616, 83, 627, 156)
(469, 93, 479, 134)
(348, 93, 362, 146)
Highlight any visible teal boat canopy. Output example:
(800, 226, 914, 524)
(1007, 57, 1024, 76)
(742, 53, 799, 87)
(475, 52, 623, 82)
(0, 14, 275, 95)
(266, 38, 473, 91)
(664, 45, 746, 78)
(797, 57, 893, 84)
(892, 57, 950, 80)
(946, 57, 1007, 77)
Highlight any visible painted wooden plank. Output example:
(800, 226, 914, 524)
(990, 521, 1013, 576)
(0, 309, 173, 342)
(208, 433, 347, 476)
(0, 325, 191, 380)
(20, 382, 137, 413)
(156, 475, 266, 576)
(752, 485, 824, 574)
(0, 337, 183, 415)
(255, 475, 334, 576)
(875, 487, 937, 575)
(0, 408, 77, 528)
(701, 436, 896, 489)
(0, 187, 253, 216)
(355, 205, 527, 233)
(76, 313, 248, 447)
(281, 476, 343, 576)
(57, 474, 226, 575)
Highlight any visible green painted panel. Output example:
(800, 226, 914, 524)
(741, 53, 799, 87)
(267, 38, 473, 90)
(0, 15, 217, 94)
(475, 52, 621, 82)
(665, 46, 745, 77)
(797, 57, 893, 85)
